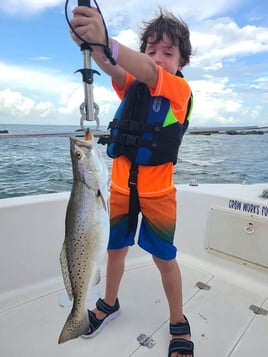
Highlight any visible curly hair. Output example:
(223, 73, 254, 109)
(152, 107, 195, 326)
(140, 9, 192, 67)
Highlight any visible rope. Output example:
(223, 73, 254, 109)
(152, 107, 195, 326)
(64, 0, 115, 65)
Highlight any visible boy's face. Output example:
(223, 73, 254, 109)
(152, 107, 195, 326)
(145, 33, 182, 74)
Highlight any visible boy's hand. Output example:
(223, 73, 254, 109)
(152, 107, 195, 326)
(70, 7, 106, 48)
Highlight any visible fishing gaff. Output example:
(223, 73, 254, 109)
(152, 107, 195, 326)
(76, 0, 100, 131)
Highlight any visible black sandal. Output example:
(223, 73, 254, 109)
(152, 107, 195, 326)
(168, 315, 194, 356)
(82, 298, 120, 338)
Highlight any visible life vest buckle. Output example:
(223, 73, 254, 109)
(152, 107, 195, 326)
(128, 163, 138, 188)
(128, 121, 145, 132)
(125, 135, 140, 146)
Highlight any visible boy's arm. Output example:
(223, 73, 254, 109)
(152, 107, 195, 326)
(92, 40, 158, 89)
(90, 49, 126, 89)
(70, 6, 158, 89)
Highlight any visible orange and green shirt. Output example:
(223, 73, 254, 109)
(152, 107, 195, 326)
(110, 66, 192, 198)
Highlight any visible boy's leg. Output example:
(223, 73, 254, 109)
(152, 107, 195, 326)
(102, 187, 134, 309)
(87, 188, 131, 325)
(93, 247, 129, 320)
(83, 247, 128, 337)
(153, 256, 192, 357)
(153, 257, 185, 325)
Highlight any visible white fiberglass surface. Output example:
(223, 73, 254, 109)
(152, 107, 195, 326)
(1, 258, 267, 357)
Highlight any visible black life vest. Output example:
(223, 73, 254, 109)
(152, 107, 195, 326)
(99, 74, 192, 166)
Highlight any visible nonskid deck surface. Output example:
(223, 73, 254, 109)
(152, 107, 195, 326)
(0, 258, 267, 357)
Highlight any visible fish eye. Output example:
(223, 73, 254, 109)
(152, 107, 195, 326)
(76, 151, 82, 160)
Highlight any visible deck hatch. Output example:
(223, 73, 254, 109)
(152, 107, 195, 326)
(206, 206, 268, 269)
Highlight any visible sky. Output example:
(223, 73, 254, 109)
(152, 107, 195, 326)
(0, 0, 267, 128)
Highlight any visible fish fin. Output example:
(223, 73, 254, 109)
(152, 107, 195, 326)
(58, 310, 89, 344)
(92, 267, 101, 287)
(60, 243, 73, 301)
(97, 188, 109, 212)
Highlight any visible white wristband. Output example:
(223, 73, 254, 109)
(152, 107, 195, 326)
(111, 39, 119, 61)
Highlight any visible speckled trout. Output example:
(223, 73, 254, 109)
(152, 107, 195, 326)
(58, 131, 109, 344)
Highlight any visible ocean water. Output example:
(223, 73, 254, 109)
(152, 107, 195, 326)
(0, 124, 268, 199)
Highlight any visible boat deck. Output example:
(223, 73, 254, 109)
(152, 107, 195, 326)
(1, 184, 268, 356)
(1, 254, 267, 357)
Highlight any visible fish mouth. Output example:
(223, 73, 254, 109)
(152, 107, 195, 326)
(70, 134, 93, 149)
(71, 128, 93, 145)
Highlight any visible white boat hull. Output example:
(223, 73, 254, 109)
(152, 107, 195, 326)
(1, 183, 268, 356)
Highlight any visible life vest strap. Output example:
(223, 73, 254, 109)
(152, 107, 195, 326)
(128, 162, 140, 232)
(110, 119, 154, 132)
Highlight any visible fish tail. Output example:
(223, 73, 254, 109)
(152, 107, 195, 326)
(58, 310, 89, 344)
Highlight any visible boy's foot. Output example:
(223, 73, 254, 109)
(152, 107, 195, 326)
(82, 298, 120, 338)
(168, 316, 194, 356)
(169, 337, 194, 356)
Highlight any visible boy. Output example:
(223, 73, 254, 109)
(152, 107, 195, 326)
(70, 6, 194, 357)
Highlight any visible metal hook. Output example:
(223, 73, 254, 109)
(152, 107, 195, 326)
(80, 102, 100, 131)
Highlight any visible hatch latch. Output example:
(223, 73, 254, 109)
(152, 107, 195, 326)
(137, 333, 156, 348)
(249, 304, 268, 316)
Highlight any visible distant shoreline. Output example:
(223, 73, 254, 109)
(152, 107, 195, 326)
(1, 124, 268, 137)
(188, 128, 268, 135)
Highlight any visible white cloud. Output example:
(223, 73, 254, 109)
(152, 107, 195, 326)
(31, 56, 52, 62)
(0, 62, 69, 95)
(57, 82, 119, 122)
(0, 61, 119, 126)
(0, 0, 63, 16)
(189, 77, 242, 125)
(0, 1, 267, 127)
(189, 74, 268, 127)
(0, 88, 54, 120)
(191, 17, 268, 69)
(0, 0, 244, 21)
(115, 29, 139, 50)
